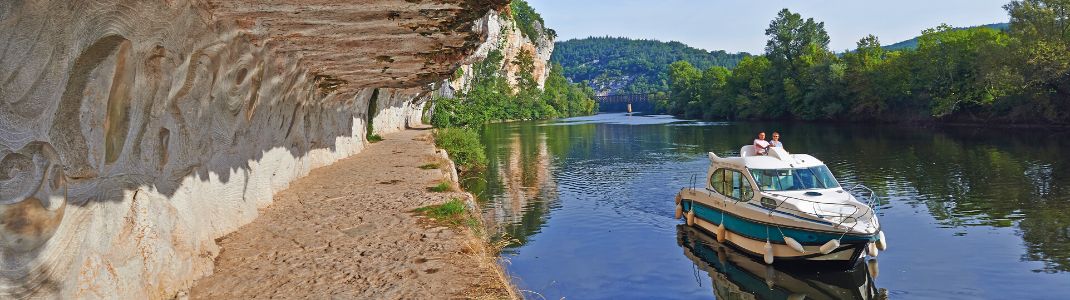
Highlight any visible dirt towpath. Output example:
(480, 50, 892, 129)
(189, 128, 510, 299)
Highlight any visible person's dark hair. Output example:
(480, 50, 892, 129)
(772, 131, 779, 135)
(758, 131, 766, 136)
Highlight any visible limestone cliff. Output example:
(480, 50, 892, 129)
(0, 0, 505, 298)
(448, 8, 554, 93)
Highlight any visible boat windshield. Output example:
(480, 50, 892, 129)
(750, 165, 840, 191)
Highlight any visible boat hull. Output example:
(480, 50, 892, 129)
(677, 225, 884, 299)
(677, 188, 876, 264)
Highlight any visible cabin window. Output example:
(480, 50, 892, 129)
(710, 169, 726, 195)
(750, 165, 841, 191)
(731, 171, 742, 199)
(710, 168, 754, 201)
(740, 173, 753, 200)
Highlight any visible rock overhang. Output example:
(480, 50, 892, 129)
(206, 0, 509, 93)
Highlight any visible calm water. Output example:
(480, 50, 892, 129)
(463, 113, 1070, 299)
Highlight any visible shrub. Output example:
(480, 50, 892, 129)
(433, 128, 487, 171)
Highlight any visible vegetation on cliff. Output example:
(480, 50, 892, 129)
(552, 37, 750, 94)
(431, 48, 598, 128)
(508, 0, 555, 44)
(430, 49, 596, 180)
(662, 1, 1070, 124)
(431, 47, 597, 172)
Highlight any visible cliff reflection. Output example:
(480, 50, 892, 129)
(466, 124, 559, 248)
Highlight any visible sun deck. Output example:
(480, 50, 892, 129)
(709, 146, 826, 170)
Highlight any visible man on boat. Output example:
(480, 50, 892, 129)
(770, 132, 784, 149)
(753, 132, 771, 155)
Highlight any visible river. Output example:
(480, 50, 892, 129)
(462, 113, 1070, 299)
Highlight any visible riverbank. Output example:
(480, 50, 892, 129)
(188, 127, 515, 299)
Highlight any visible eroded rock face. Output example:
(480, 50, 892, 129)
(0, 0, 501, 298)
(449, 9, 554, 92)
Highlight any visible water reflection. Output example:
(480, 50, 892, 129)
(473, 132, 559, 248)
(467, 113, 1070, 298)
(677, 225, 887, 300)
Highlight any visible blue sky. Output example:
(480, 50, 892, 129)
(526, 0, 1012, 53)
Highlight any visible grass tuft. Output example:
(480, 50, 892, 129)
(418, 163, 441, 170)
(367, 134, 383, 143)
(414, 198, 467, 226)
(427, 181, 451, 192)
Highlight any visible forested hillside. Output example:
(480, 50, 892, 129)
(882, 23, 1010, 51)
(551, 37, 749, 94)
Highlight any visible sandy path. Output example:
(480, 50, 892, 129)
(189, 128, 509, 299)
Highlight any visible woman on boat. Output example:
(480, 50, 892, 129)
(770, 132, 784, 149)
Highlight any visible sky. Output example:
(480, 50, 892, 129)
(526, 0, 1012, 53)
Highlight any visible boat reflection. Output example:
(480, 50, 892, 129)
(677, 225, 888, 300)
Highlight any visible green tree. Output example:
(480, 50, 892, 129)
(843, 35, 889, 118)
(725, 56, 772, 119)
(1005, 0, 1070, 121)
(910, 25, 1014, 117)
(666, 61, 702, 116)
(760, 9, 838, 119)
(765, 9, 830, 78)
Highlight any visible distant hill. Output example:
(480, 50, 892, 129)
(883, 23, 1010, 51)
(551, 37, 750, 95)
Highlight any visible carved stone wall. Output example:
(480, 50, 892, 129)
(0, 0, 502, 298)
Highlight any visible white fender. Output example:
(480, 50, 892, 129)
(686, 210, 695, 226)
(867, 259, 880, 279)
(763, 241, 774, 264)
(674, 204, 683, 219)
(787, 294, 807, 300)
(867, 242, 879, 257)
(716, 223, 727, 243)
(784, 236, 805, 253)
(876, 231, 888, 251)
(818, 239, 840, 254)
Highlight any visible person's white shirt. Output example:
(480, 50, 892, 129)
(770, 140, 783, 148)
(753, 139, 770, 154)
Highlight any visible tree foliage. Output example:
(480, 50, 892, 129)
(431, 49, 598, 129)
(660, 5, 1070, 124)
(509, 0, 554, 44)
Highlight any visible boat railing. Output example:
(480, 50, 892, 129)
(765, 185, 880, 229)
(845, 183, 880, 209)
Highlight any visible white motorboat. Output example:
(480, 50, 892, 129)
(674, 146, 887, 265)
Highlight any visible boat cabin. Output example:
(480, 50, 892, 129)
(706, 146, 842, 200)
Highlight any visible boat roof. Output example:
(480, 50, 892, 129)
(708, 146, 826, 170)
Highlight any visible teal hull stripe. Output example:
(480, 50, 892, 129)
(682, 201, 876, 245)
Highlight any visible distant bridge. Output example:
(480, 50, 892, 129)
(595, 93, 665, 113)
